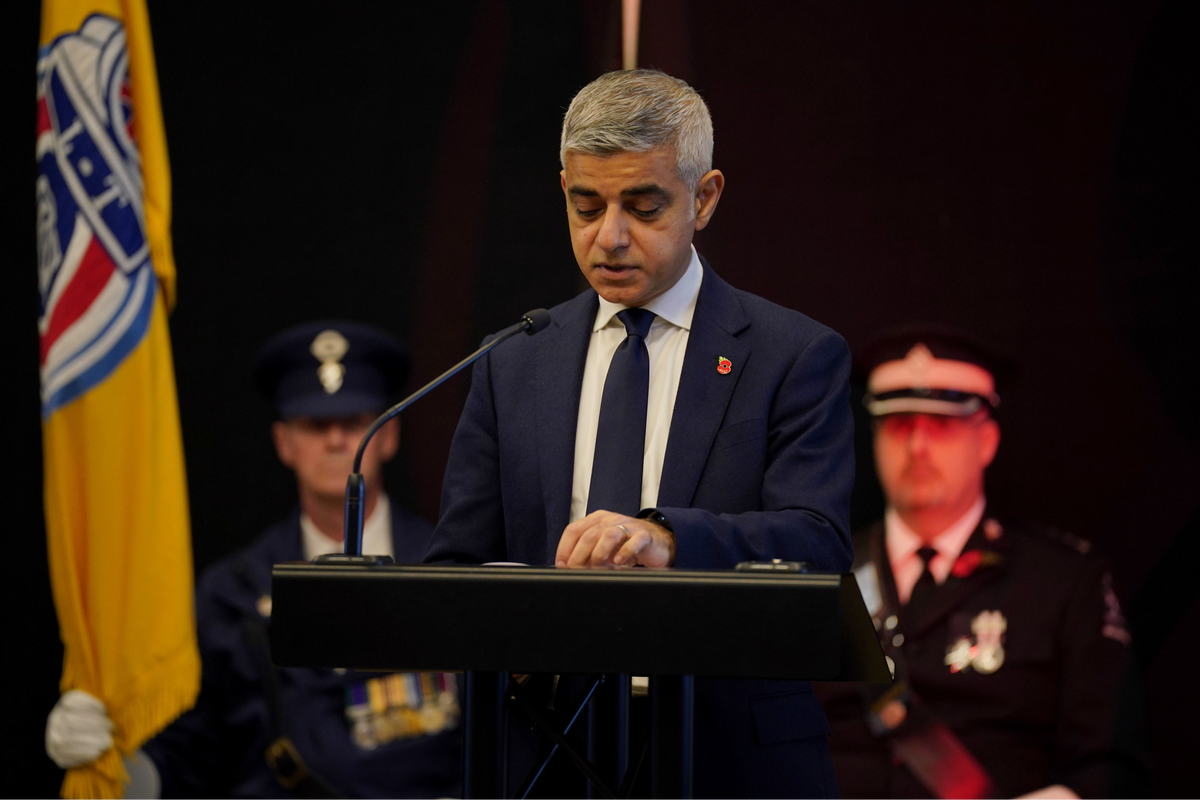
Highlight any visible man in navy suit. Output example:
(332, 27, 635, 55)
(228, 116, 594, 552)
(428, 69, 854, 797)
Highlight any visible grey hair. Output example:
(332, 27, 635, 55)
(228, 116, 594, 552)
(560, 69, 713, 191)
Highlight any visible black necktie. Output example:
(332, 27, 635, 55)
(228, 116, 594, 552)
(906, 546, 938, 623)
(587, 308, 656, 515)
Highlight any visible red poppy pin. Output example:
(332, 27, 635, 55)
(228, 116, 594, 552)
(951, 550, 1003, 578)
(717, 356, 732, 375)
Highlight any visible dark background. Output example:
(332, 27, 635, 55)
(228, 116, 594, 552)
(5, 0, 1197, 796)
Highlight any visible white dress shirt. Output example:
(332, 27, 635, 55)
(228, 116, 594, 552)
(885, 495, 985, 604)
(569, 247, 703, 522)
(301, 493, 394, 561)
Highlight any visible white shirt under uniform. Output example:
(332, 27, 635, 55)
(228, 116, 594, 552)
(301, 494, 395, 561)
(569, 246, 703, 522)
(885, 496, 985, 604)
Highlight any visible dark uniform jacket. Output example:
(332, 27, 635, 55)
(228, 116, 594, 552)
(143, 503, 462, 799)
(428, 259, 855, 798)
(814, 512, 1149, 798)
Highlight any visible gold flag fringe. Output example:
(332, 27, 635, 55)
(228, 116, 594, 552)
(60, 646, 199, 799)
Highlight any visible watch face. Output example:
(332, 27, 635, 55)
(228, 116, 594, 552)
(640, 510, 672, 532)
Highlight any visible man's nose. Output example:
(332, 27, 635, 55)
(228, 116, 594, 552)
(907, 416, 934, 452)
(595, 206, 630, 253)
(325, 423, 350, 448)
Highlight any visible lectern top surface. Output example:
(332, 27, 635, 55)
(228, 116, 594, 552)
(273, 561, 843, 587)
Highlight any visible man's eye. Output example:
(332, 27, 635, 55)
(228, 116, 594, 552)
(631, 206, 661, 218)
(880, 416, 914, 435)
(350, 413, 378, 430)
(575, 207, 602, 219)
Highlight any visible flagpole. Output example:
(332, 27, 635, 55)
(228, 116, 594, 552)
(622, 0, 640, 70)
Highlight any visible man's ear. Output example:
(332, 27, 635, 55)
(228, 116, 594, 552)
(694, 169, 725, 231)
(978, 418, 1001, 469)
(272, 421, 296, 469)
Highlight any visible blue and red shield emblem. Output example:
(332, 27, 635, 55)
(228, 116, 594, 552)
(36, 14, 156, 415)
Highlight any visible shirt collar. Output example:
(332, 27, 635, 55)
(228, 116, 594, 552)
(300, 494, 392, 561)
(885, 495, 986, 566)
(593, 246, 703, 332)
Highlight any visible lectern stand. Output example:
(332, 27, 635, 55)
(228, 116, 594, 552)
(271, 564, 890, 798)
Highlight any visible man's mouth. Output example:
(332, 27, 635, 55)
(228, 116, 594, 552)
(594, 263, 638, 278)
(903, 463, 940, 481)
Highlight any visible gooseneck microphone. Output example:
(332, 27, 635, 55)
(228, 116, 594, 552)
(314, 309, 552, 565)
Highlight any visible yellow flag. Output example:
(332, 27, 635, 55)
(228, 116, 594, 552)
(37, 2, 197, 797)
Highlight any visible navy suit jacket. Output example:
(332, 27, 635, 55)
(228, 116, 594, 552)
(428, 259, 854, 797)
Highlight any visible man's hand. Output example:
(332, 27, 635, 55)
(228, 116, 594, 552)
(556, 511, 675, 568)
(1016, 785, 1080, 799)
(46, 689, 114, 769)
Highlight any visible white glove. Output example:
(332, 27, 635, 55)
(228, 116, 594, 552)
(45, 689, 114, 769)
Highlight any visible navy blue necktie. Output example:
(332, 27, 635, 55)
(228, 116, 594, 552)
(586, 308, 656, 515)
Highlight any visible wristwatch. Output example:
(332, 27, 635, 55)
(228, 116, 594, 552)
(635, 508, 674, 533)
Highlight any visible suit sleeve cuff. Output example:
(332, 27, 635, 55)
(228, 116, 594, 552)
(635, 508, 674, 532)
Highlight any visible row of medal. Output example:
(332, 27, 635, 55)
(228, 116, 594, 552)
(345, 672, 460, 750)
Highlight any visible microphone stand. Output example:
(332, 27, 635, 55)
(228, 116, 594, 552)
(313, 309, 550, 565)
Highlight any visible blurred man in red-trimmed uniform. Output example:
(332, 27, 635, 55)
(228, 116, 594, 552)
(815, 324, 1149, 799)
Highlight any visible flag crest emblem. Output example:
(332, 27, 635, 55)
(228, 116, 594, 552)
(37, 13, 156, 416)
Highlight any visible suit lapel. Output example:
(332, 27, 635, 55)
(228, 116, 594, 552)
(868, 523, 904, 620)
(534, 291, 596, 558)
(907, 517, 1012, 638)
(657, 262, 751, 509)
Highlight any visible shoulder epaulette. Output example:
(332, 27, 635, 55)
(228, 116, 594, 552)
(1036, 524, 1092, 555)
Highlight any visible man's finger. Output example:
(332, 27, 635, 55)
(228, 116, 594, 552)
(556, 512, 602, 565)
(612, 526, 650, 566)
(586, 524, 631, 567)
(559, 525, 600, 568)
(566, 523, 609, 568)
(557, 510, 621, 567)
(555, 525, 583, 566)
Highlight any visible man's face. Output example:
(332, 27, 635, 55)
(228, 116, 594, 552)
(561, 147, 723, 307)
(272, 412, 398, 502)
(873, 411, 1000, 521)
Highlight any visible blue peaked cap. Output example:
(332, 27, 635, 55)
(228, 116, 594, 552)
(251, 320, 411, 419)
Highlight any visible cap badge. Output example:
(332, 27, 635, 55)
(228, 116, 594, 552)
(311, 329, 349, 395)
(717, 356, 732, 375)
(905, 343, 934, 367)
(903, 343, 935, 386)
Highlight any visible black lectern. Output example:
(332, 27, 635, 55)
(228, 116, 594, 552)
(271, 564, 890, 797)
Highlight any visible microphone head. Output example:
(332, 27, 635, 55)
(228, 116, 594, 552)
(521, 308, 552, 334)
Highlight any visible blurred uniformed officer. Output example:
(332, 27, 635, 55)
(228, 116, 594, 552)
(46, 321, 461, 798)
(814, 324, 1149, 799)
